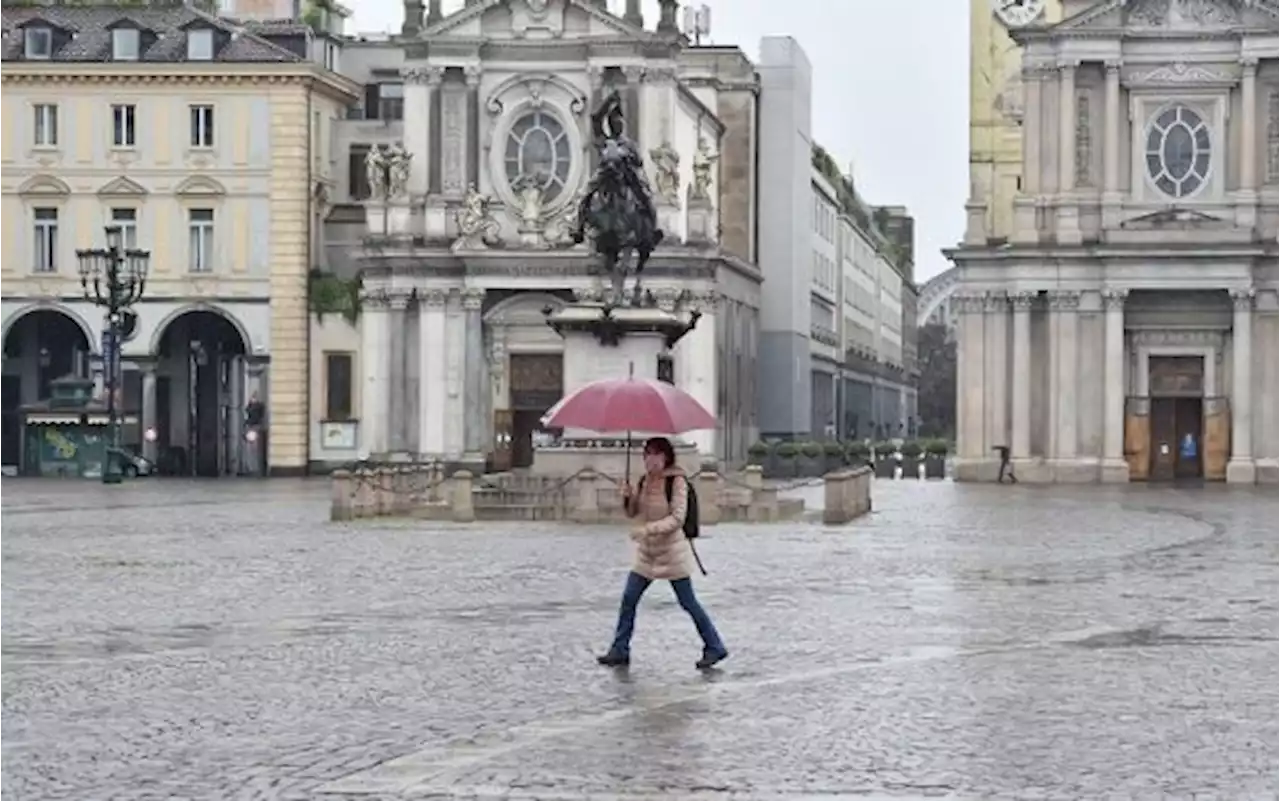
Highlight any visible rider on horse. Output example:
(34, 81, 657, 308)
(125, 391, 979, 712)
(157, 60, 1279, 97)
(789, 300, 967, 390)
(572, 90, 663, 249)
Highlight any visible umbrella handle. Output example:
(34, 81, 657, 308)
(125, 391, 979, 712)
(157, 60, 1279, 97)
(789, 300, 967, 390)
(625, 431, 632, 485)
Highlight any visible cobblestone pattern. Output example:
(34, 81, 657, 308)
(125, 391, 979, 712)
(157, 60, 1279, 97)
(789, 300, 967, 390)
(2, 478, 1276, 800)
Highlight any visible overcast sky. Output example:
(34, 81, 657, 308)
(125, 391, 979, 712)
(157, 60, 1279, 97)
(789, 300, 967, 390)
(350, 0, 969, 283)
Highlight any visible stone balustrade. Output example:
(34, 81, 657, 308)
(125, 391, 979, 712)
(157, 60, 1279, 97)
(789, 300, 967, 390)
(822, 466, 873, 525)
(328, 462, 820, 524)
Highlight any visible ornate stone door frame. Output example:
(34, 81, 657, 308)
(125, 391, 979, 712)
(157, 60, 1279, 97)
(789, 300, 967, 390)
(1131, 331, 1222, 399)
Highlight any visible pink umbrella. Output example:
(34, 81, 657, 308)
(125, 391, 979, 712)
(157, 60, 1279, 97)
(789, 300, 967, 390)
(541, 376, 716, 435)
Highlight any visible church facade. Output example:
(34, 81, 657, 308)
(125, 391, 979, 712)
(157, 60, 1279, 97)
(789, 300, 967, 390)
(348, 0, 762, 471)
(948, 0, 1279, 484)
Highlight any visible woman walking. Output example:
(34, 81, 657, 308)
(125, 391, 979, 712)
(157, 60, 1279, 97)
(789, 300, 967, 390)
(597, 437, 729, 670)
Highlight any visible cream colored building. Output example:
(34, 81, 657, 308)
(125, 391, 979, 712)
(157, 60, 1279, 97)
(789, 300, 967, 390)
(947, 0, 1279, 485)
(0, 2, 359, 476)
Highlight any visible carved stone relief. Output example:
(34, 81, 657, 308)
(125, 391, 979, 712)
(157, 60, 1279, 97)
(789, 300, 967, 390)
(1267, 88, 1279, 185)
(1127, 62, 1233, 85)
(441, 88, 466, 195)
(1126, 0, 1240, 27)
(1074, 89, 1093, 187)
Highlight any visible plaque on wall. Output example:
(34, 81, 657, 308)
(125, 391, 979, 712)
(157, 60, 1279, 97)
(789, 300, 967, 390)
(320, 420, 358, 450)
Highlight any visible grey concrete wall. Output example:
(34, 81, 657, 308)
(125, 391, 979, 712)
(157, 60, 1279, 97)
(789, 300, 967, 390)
(758, 331, 811, 439)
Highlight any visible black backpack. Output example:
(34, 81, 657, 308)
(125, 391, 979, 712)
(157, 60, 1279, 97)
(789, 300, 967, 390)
(638, 475, 700, 539)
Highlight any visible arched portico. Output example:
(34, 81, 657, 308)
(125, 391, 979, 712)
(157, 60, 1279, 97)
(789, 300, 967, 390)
(1, 306, 95, 468)
(150, 307, 258, 477)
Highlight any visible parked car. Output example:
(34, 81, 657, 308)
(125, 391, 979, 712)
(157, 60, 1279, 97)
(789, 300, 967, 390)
(108, 447, 154, 478)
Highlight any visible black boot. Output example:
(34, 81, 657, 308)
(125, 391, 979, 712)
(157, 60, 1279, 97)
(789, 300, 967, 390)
(596, 651, 630, 667)
(695, 649, 728, 670)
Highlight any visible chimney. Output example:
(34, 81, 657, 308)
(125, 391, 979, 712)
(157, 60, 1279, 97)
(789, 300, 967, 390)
(402, 0, 423, 35)
(656, 0, 678, 34)
(426, 0, 442, 24)
(623, 0, 643, 27)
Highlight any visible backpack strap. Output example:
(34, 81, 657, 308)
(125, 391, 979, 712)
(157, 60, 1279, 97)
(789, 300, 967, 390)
(663, 475, 675, 503)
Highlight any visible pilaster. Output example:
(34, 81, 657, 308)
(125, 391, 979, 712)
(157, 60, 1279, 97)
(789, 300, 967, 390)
(402, 67, 440, 198)
(359, 288, 392, 457)
(1009, 292, 1035, 460)
(1056, 61, 1082, 245)
(1049, 290, 1081, 463)
(955, 293, 987, 462)
(1101, 60, 1122, 229)
(387, 291, 415, 454)
(462, 287, 486, 461)
(1013, 69, 1041, 246)
(1236, 58, 1259, 229)
(983, 292, 1009, 454)
(1227, 288, 1256, 484)
(418, 289, 448, 457)
(1101, 289, 1129, 483)
(464, 66, 482, 190)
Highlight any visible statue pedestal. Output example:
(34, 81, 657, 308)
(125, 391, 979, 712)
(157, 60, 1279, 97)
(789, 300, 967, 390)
(365, 200, 412, 237)
(656, 201, 682, 242)
(686, 196, 716, 244)
(425, 196, 451, 241)
(532, 303, 701, 477)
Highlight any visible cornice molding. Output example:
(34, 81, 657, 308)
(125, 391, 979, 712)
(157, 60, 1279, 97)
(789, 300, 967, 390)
(0, 64, 361, 101)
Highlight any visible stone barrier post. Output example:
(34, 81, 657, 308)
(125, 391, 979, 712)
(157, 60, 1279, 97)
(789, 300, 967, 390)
(353, 467, 373, 519)
(451, 469, 476, 522)
(749, 486, 778, 522)
(696, 462, 721, 526)
(823, 470, 852, 525)
(852, 465, 872, 515)
(572, 470, 600, 523)
(330, 469, 353, 521)
(742, 464, 764, 491)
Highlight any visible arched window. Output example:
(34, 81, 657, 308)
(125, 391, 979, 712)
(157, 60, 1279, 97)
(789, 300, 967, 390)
(504, 110, 572, 202)
(1145, 104, 1211, 199)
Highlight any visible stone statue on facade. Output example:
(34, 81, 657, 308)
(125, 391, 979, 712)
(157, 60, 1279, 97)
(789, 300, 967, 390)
(689, 136, 719, 202)
(384, 143, 412, 199)
(572, 90, 664, 308)
(513, 173, 546, 228)
(452, 183, 501, 252)
(648, 141, 681, 205)
(546, 186, 586, 248)
(364, 146, 387, 200)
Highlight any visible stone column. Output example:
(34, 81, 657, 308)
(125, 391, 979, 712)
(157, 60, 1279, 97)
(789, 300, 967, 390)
(678, 292, 719, 457)
(1056, 61, 1081, 244)
(401, 67, 433, 197)
(141, 363, 158, 464)
(955, 293, 987, 463)
(1101, 289, 1129, 482)
(418, 289, 448, 457)
(427, 69, 444, 195)
(1050, 290, 1080, 465)
(387, 292, 410, 453)
(1010, 292, 1034, 460)
(461, 288, 486, 463)
(1013, 68, 1043, 243)
(983, 292, 1009, 452)
(1102, 60, 1122, 227)
(464, 66, 481, 189)
(1237, 58, 1259, 228)
(1227, 289, 1256, 484)
(359, 289, 391, 457)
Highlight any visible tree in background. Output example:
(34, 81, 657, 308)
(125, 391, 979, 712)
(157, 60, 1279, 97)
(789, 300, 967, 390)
(916, 322, 956, 439)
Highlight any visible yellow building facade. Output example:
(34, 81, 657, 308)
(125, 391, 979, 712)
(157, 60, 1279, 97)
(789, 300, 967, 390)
(966, 0, 1064, 242)
(0, 5, 358, 476)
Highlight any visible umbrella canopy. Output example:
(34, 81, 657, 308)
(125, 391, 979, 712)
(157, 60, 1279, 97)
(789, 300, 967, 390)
(541, 376, 716, 434)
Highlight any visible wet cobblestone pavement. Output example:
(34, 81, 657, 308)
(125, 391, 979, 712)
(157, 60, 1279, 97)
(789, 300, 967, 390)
(2, 478, 1276, 800)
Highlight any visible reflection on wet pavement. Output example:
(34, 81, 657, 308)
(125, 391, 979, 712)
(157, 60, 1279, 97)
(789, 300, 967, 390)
(2, 478, 1276, 800)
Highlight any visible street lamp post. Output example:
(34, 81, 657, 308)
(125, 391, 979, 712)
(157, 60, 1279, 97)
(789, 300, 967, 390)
(77, 226, 150, 484)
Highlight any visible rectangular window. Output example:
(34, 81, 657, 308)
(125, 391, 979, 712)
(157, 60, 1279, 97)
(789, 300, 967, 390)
(112, 104, 136, 147)
(111, 207, 138, 249)
(112, 28, 140, 61)
(348, 144, 371, 199)
(325, 352, 354, 420)
(33, 103, 58, 147)
(188, 208, 214, 273)
(33, 207, 57, 273)
(187, 28, 213, 60)
(189, 104, 214, 148)
(378, 83, 404, 121)
(24, 27, 52, 59)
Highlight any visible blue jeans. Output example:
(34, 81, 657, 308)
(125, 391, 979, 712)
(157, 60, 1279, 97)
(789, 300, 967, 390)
(609, 571, 726, 657)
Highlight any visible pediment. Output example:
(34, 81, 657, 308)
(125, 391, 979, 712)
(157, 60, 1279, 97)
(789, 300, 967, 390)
(1120, 207, 1234, 230)
(1053, 0, 1277, 32)
(18, 175, 71, 197)
(421, 0, 648, 41)
(97, 176, 148, 198)
(174, 175, 227, 197)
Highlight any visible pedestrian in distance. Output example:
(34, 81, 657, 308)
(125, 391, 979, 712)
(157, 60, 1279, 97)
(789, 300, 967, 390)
(994, 444, 1017, 484)
(597, 436, 729, 670)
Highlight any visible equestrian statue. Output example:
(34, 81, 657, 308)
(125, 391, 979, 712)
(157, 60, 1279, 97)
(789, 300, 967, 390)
(572, 90, 664, 308)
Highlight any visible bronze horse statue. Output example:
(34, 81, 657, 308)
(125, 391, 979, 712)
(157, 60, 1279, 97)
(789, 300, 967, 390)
(572, 90, 664, 308)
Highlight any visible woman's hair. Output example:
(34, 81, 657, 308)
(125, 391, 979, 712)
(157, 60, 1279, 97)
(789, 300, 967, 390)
(642, 436, 676, 468)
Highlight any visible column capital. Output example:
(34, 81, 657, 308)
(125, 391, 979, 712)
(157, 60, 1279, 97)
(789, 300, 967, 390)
(420, 288, 449, 308)
(982, 292, 1009, 313)
(388, 290, 417, 310)
(643, 66, 678, 85)
(1230, 287, 1256, 311)
(1104, 58, 1123, 73)
(360, 287, 393, 309)
(621, 64, 646, 83)
(952, 291, 987, 315)
(1101, 288, 1129, 310)
(461, 287, 485, 311)
(403, 66, 445, 86)
(1057, 58, 1080, 73)
(1009, 291, 1038, 311)
(1241, 57, 1259, 74)
(1046, 289, 1081, 311)
(586, 65, 606, 90)
(463, 64, 482, 87)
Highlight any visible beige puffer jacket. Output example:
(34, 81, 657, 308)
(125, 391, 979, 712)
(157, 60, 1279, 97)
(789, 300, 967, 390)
(627, 467, 692, 581)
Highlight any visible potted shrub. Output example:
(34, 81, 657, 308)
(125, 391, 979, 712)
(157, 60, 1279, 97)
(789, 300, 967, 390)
(899, 440, 923, 479)
(747, 440, 770, 467)
(845, 441, 872, 468)
(822, 441, 845, 473)
(773, 441, 799, 478)
(923, 439, 949, 479)
(873, 440, 898, 479)
(799, 441, 824, 477)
